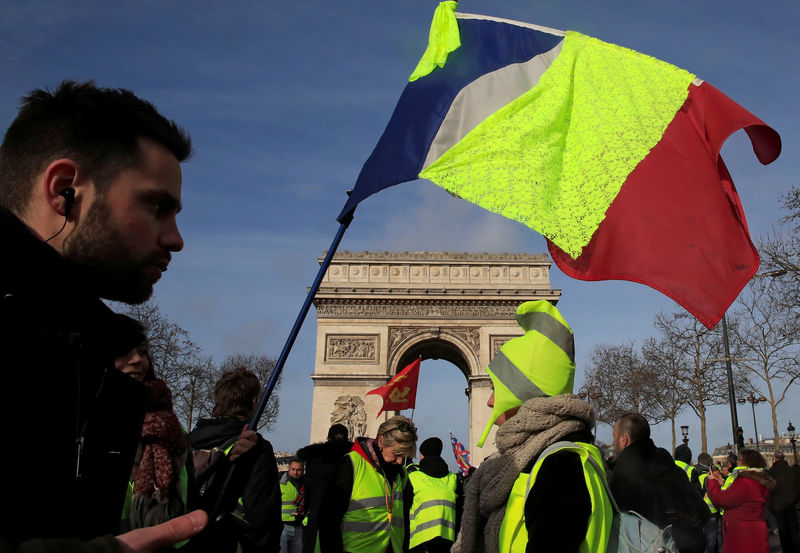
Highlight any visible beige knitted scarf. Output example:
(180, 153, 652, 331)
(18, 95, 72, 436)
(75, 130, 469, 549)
(452, 395, 594, 553)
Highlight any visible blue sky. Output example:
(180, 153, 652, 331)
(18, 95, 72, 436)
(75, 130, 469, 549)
(2, 1, 798, 467)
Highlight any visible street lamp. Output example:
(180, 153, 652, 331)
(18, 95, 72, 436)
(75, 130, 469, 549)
(738, 393, 767, 451)
(577, 385, 602, 405)
(680, 425, 689, 446)
(788, 421, 797, 466)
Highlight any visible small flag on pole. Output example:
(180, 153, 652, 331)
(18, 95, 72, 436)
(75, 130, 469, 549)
(366, 358, 421, 417)
(449, 430, 472, 476)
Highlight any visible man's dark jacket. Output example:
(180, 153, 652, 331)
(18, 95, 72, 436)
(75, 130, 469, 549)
(187, 416, 281, 553)
(610, 438, 709, 553)
(296, 438, 353, 553)
(0, 208, 149, 551)
(768, 459, 800, 511)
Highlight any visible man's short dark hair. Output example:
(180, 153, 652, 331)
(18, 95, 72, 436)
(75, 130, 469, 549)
(212, 368, 261, 419)
(616, 412, 650, 444)
(0, 80, 192, 214)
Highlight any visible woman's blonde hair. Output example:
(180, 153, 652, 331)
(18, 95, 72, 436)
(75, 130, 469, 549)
(377, 416, 418, 458)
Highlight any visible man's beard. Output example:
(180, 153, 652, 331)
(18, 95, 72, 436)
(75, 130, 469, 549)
(63, 199, 155, 304)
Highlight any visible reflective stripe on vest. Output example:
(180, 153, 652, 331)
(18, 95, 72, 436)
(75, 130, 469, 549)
(499, 441, 612, 553)
(280, 478, 300, 522)
(674, 459, 695, 480)
(342, 450, 406, 553)
(698, 473, 719, 514)
(408, 471, 457, 548)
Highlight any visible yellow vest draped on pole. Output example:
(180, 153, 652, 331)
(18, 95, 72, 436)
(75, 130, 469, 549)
(408, 471, 457, 548)
(342, 451, 407, 553)
(499, 441, 612, 553)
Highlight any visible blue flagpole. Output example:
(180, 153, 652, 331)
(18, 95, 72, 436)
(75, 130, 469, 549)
(208, 200, 356, 521)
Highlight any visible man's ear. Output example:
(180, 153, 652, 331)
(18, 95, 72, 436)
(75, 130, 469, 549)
(42, 158, 82, 218)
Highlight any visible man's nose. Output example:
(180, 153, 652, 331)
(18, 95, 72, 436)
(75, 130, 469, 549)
(487, 391, 495, 408)
(161, 218, 184, 252)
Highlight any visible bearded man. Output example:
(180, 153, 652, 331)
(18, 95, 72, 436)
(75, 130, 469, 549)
(0, 81, 206, 552)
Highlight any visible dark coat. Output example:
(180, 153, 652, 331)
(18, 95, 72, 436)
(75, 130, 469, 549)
(610, 438, 709, 553)
(186, 417, 281, 553)
(768, 459, 800, 511)
(707, 469, 775, 553)
(0, 208, 148, 551)
(296, 438, 353, 553)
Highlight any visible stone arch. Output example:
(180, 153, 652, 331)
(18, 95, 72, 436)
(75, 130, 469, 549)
(388, 327, 479, 381)
(308, 251, 561, 464)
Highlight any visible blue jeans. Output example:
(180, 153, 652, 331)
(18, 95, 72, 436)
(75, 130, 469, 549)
(281, 523, 303, 553)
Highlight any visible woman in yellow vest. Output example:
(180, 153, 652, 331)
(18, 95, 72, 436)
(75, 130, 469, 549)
(452, 301, 612, 553)
(319, 416, 418, 553)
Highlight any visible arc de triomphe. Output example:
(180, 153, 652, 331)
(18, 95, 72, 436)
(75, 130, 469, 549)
(309, 251, 561, 465)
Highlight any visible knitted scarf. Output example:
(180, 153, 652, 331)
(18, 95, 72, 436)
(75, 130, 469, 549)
(452, 395, 594, 553)
(131, 379, 188, 528)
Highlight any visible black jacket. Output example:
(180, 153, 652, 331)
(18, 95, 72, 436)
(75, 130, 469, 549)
(0, 208, 149, 550)
(610, 439, 709, 553)
(522, 429, 594, 553)
(187, 417, 281, 553)
(296, 438, 353, 553)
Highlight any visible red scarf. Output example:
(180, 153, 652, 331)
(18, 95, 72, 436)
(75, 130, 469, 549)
(134, 379, 187, 497)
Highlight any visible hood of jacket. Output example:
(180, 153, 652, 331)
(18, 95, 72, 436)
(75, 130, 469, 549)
(188, 417, 247, 449)
(419, 455, 450, 478)
(737, 468, 776, 489)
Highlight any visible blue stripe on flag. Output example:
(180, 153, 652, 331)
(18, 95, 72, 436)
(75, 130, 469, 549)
(339, 18, 564, 220)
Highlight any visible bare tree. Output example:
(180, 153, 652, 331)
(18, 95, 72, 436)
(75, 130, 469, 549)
(115, 301, 281, 431)
(584, 342, 663, 427)
(759, 185, 800, 310)
(118, 300, 201, 393)
(171, 354, 216, 430)
(728, 277, 800, 449)
(642, 337, 692, 453)
(653, 311, 739, 454)
(218, 353, 281, 431)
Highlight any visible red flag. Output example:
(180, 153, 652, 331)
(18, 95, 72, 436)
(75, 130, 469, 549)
(548, 82, 781, 329)
(366, 358, 421, 417)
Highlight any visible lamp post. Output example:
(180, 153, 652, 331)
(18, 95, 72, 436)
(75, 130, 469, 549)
(788, 421, 797, 466)
(738, 392, 767, 451)
(680, 425, 689, 446)
(577, 385, 602, 405)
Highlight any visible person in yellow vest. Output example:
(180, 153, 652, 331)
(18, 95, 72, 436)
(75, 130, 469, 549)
(408, 437, 463, 553)
(674, 443, 704, 497)
(696, 452, 721, 553)
(319, 415, 418, 553)
(452, 300, 612, 553)
(280, 458, 306, 553)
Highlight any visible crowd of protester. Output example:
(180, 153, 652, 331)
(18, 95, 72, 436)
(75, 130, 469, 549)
(3, 80, 800, 553)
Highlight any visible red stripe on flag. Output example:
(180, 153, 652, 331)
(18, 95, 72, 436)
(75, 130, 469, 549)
(548, 81, 780, 329)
